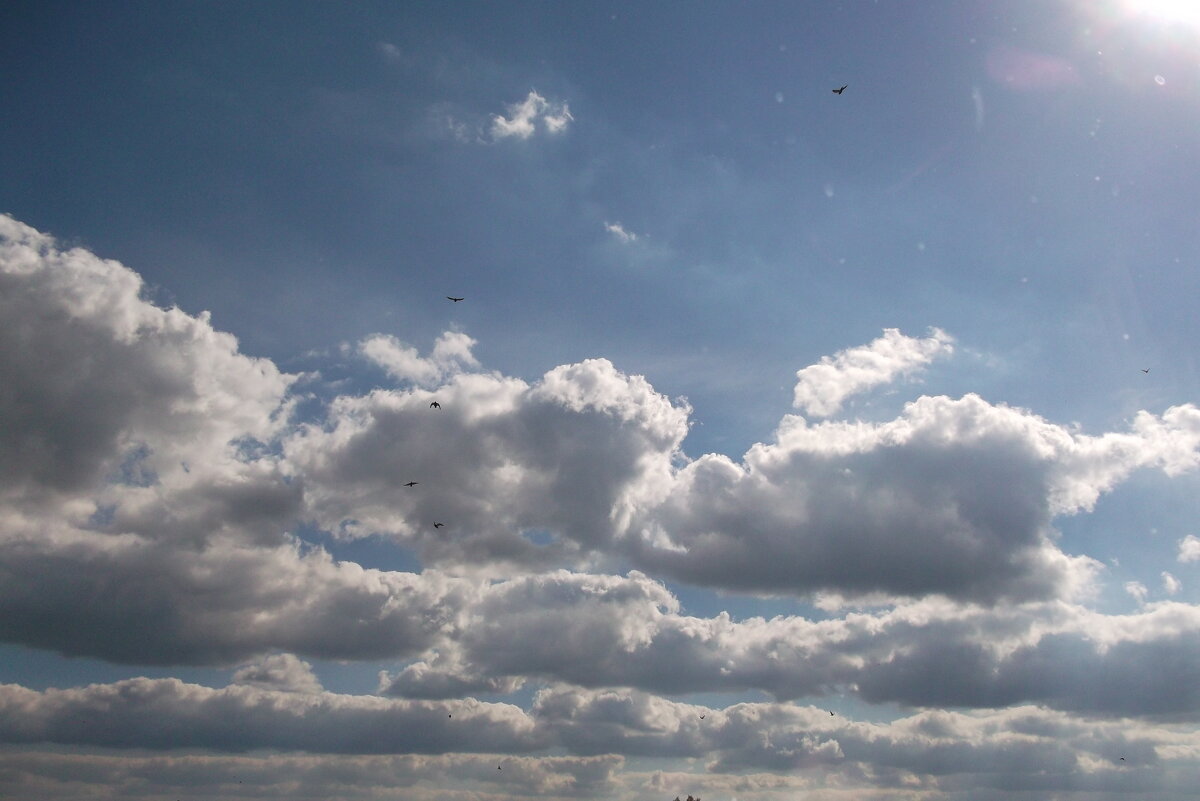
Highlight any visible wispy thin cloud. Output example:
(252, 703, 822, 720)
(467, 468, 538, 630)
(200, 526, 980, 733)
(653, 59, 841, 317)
(491, 91, 573, 140)
(604, 221, 638, 243)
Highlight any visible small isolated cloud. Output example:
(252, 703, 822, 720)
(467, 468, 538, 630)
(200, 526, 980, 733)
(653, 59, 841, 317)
(604, 222, 638, 243)
(491, 91, 573, 140)
(377, 42, 402, 62)
(1125, 581, 1148, 605)
(792, 327, 954, 417)
(1163, 571, 1182, 595)
(360, 331, 479, 386)
(1179, 535, 1200, 563)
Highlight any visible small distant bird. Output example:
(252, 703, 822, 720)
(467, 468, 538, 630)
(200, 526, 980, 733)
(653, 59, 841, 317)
(447, 296, 464, 302)
(699, 714, 705, 719)
(433, 522, 445, 529)
(430, 401, 441, 409)
(832, 85, 847, 94)
(498, 766, 502, 771)
(829, 710, 835, 716)
(1120, 757, 1125, 761)
(404, 481, 418, 487)
(448, 714, 452, 718)
(1141, 369, 1150, 373)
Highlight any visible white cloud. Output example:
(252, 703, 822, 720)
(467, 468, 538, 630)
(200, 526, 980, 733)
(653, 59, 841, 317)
(792, 327, 954, 417)
(359, 331, 479, 386)
(1163, 571, 1182, 595)
(1125, 580, 1148, 604)
(490, 91, 573, 140)
(377, 41, 402, 62)
(7, 678, 1200, 798)
(605, 221, 638, 243)
(232, 653, 323, 693)
(1179, 534, 1200, 562)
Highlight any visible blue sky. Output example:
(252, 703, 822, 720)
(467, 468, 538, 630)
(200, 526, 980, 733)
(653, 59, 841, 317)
(3, 1, 1200, 799)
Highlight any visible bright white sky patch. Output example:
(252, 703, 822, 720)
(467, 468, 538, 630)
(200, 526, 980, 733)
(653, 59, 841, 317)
(490, 90, 573, 139)
(792, 327, 954, 417)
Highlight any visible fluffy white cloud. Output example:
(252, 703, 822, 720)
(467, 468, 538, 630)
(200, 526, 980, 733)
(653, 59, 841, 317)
(491, 91, 573, 140)
(359, 331, 480, 386)
(0, 677, 542, 753)
(285, 358, 688, 568)
(0, 214, 293, 509)
(1179, 535, 1200, 563)
(232, 653, 323, 693)
(377, 570, 1200, 718)
(1126, 580, 1149, 604)
(9, 219, 1200, 676)
(6, 678, 1200, 799)
(629, 389, 1200, 602)
(792, 327, 954, 417)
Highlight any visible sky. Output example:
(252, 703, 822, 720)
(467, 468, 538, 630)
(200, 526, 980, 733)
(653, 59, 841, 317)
(3, 1, 1200, 799)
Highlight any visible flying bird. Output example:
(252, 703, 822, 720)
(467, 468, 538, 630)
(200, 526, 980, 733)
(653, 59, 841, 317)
(699, 715, 705, 719)
(433, 522, 445, 529)
(829, 710, 835, 716)
(447, 296, 464, 302)
(404, 481, 418, 487)
(1141, 369, 1150, 373)
(430, 401, 441, 409)
(832, 85, 847, 94)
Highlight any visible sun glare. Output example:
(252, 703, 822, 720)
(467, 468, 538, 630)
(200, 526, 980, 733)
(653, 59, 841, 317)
(1124, 0, 1200, 27)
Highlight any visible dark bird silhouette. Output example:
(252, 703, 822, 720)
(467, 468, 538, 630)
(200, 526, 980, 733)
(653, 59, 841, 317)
(404, 481, 418, 487)
(448, 714, 452, 718)
(832, 85, 847, 94)
(433, 522, 445, 529)
(430, 401, 441, 409)
(829, 710, 835, 716)
(1120, 757, 1125, 761)
(447, 296, 464, 302)
(699, 715, 705, 719)
(1141, 369, 1150, 373)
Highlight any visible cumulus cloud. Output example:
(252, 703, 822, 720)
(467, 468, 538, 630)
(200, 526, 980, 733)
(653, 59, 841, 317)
(491, 90, 573, 140)
(285, 358, 688, 567)
(8, 210, 1200, 801)
(0, 677, 542, 754)
(232, 653, 323, 693)
(792, 327, 954, 417)
(628, 388, 1200, 602)
(1179, 535, 1200, 562)
(359, 331, 480, 386)
(0, 751, 622, 801)
(7, 678, 1200, 799)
